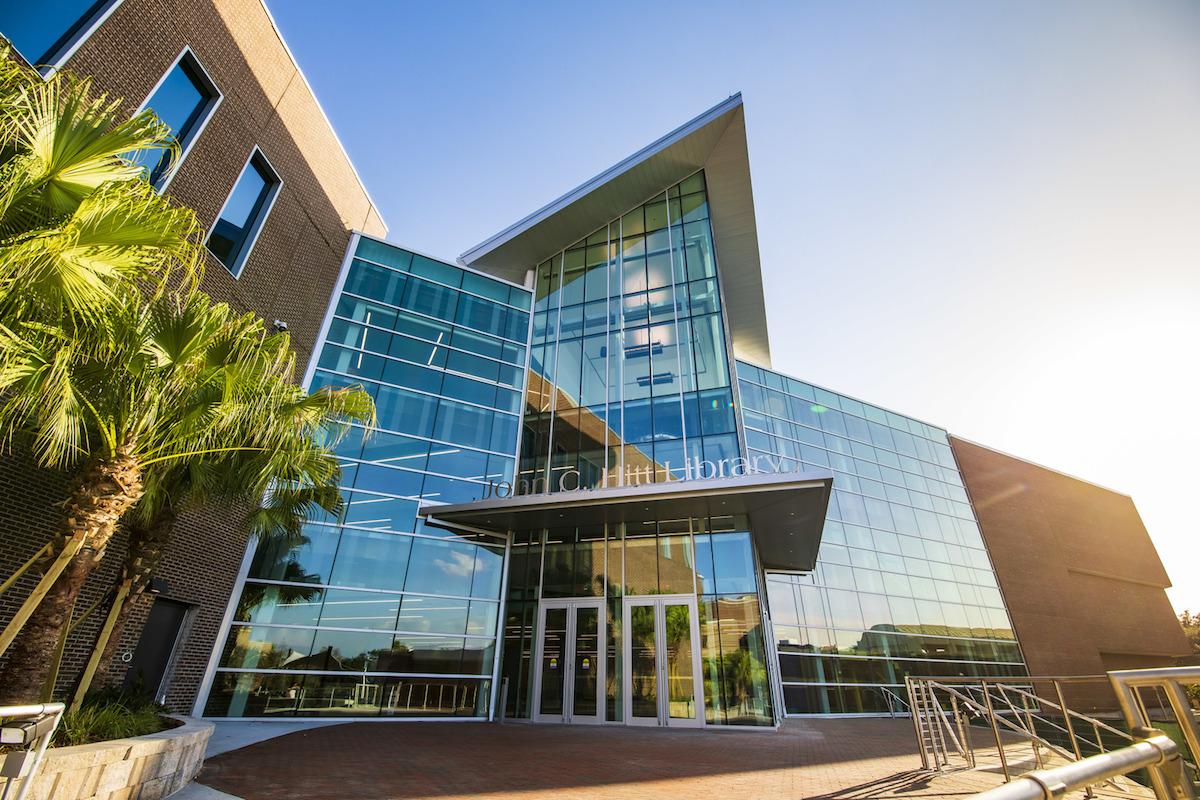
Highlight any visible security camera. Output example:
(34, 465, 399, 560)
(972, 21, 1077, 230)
(273, 320, 288, 332)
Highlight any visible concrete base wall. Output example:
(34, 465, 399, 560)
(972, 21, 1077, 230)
(17, 715, 212, 800)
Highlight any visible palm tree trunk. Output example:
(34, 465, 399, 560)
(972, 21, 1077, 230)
(0, 446, 143, 705)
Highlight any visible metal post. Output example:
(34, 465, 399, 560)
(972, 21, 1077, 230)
(1054, 679, 1091, 798)
(1022, 692, 1043, 769)
(982, 681, 1011, 782)
(498, 677, 509, 724)
(907, 678, 929, 770)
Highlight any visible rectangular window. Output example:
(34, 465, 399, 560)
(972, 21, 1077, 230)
(0, 0, 123, 73)
(206, 149, 280, 277)
(133, 48, 220, 190)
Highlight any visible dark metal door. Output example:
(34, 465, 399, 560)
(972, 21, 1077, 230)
(122, 598, 189, 697)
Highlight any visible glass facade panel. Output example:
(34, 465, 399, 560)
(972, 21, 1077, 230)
(520, 172, 735, 495)
(211, 238, 527, 718)
(735, 361, 1026, 714)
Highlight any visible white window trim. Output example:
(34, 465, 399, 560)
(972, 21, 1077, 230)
(17, 0, 127, 76)
(134, 46, 222, 193)
(206, 147, 282, 279)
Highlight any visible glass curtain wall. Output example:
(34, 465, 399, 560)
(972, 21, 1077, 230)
(502, 515, 774, 726)
(521, 171, 737, 494)
(204, 238, 531, 718)
(735, 362, 1027, 714)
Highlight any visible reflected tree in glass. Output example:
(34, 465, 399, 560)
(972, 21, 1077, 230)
(629, 605, 657, 718)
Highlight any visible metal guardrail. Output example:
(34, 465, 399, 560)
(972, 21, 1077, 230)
(970, 734, 1189, 800)
(906, 675, 1143, 782)
(909, 667, 1200, 800)
(0, 703, 64, 800)
(1109, 667, 1200, 800)
(878, 686, 909, 718)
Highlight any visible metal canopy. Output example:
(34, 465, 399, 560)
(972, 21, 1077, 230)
(421, 470, 833, 572)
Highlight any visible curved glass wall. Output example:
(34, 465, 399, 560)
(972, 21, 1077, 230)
(501, 515, 774, 726)
(204, 238, 530, 718)
(735, 361, 1027, 714)
(521, 171, 737, 495)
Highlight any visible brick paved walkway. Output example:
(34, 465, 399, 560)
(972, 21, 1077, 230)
(195, 717, 1148, 800)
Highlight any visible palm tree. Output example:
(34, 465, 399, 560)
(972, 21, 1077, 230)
(0, 51, 205, 639)
(78, 429, 352, 698)
(0, 47, 200, 333)
(0, 288, 373, 703)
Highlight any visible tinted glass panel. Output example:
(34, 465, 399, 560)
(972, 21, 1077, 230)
(207, 153, 276, 274)
(134, 54, 215, 185)
(1, 0, 108, 65)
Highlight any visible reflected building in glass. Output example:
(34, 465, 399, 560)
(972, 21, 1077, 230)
(203, 237, 530, 718)
(737, 363, 1025, 713)
(198, 93, 1186, 726)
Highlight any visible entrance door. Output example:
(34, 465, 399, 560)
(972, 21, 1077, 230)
(533, 599, 604, 724)
(623, 595, 702, 728)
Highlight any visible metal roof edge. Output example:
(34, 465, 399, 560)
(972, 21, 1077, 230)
(458, 93, 744, 265)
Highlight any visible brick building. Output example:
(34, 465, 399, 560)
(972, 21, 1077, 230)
(0, 1, 1187, 723)
(0, 0, 384, 710)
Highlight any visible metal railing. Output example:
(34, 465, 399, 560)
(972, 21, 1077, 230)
(878, 686, 909, 718)
(0, 703, 64, 800)
(1109, 667, 1200, 800)
(908, 667, 1200, 800)
(970, 734, 1190, 800)
(906, 676, 1141, 780)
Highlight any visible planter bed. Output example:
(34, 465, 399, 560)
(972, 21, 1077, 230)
(15, 714, 213, 800)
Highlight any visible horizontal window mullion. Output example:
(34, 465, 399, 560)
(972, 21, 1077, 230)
(241, 578, 501, 605)
(340, 291, 528, 347)
(213, 668, 493, 680)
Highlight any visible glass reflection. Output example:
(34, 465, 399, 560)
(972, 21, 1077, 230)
(235, 583, 323, 626)
(738, 361, 1027, 714)
(629, 604, 658, 719)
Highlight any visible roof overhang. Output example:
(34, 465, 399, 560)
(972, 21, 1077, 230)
(459, 94, 771, 367)
(421, 470, 832, 572)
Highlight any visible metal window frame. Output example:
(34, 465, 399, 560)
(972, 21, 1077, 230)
(11, 0, 126, 76)
(134, 46, 223, 193)
(205, 147, 282, 278)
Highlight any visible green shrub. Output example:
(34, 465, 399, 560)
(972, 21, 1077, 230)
(53, 704, 167, 747)
(52, 681, 174, 747)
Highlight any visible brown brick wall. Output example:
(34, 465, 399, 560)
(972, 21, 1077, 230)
(62, 0, 386, 378)
(0, 0, 384, 712)
(949, 436, 1188, 695)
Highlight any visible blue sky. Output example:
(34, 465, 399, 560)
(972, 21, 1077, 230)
(269, 1, 1200, 610)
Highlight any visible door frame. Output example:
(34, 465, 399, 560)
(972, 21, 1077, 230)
(532, 597, 606, 724)
(622, 594, 704, 728)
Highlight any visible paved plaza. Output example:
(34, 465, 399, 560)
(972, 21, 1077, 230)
(189, 717, 1148, 800)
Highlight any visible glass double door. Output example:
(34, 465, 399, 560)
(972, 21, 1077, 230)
(623, 595, 703, 728)
(533, 599, 604, 724)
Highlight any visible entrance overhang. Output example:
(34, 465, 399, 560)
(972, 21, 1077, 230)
(421, 470, 833, 572)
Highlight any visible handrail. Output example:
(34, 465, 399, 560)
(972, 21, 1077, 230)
(1108, 667, 1200, 800)
(907, 677, 1124, 786)
(970, 734, 1190, 800)
(0, 702, 65, 800)
(878, 686, 909, 718)
(923, 667, 1200, 800)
